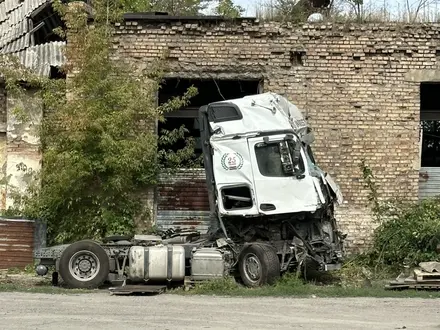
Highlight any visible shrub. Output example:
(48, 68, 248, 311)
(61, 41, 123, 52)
(369, 197, 440, 267)
(360, 160, 440, 268)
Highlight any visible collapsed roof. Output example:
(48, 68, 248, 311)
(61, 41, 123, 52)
(0, 0, 65, 76)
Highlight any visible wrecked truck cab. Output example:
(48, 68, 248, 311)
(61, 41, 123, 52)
(199, 92, 343, 216)
(199, 92, 345, 274)
(211, 133, 322, 216)
(34, 93, 345, 290)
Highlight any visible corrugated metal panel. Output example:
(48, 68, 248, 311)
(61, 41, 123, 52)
(0, 0, 21, 23)
(0, 0, 50, 54)
(14, 41, 65, 76)
(419, 167, 440, 199)
(3, 3, 25, 26)
(0, 31, 30, 53)
(22, 0, 49, 16)
(157, 168, 211, 233)
(157, 210, 211, 233)
(4, 0, 21, 14)
(0, 0, 46, 24)
(0, 218, 35, 269)
(0, 2, 9, 23)
(0, 19, 29, 48)
(0, 19, 11, 35)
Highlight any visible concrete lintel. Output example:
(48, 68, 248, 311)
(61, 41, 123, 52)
(405, 69, 440, 83)
(163, 71, 265, 81)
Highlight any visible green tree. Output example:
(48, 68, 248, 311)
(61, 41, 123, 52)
(343, 0, 363, 21)
(120, 0, 214, 15)
(215, 0, 244, 18)
(270, 0, 333, 22)
(0, 0, 198, 244)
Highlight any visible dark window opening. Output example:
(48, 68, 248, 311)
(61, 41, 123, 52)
(49, 66, 66, 80)
(31, 3, 65, 45)
(255, 141, 305, 177)
(221, 186, 253, 210)
(289, 51, 305, 66)
(158, 78, 261, 107)
(158, 78, 261, 168)
(208, 105, 242, 123)
(420, 82, 440, 167)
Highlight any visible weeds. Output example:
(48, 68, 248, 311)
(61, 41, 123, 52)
(0, 283, 93, 294)
(173, 272, 440, 298)
(359, 159, 440, 269)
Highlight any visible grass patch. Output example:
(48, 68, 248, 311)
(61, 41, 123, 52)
(5, 264, 36, 275)
(0, 283, 94, 295)
(172, 273, 440, 299)
(0, 268, 94, 295)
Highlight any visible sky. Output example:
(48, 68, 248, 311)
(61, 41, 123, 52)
(215, 0, 440, 19)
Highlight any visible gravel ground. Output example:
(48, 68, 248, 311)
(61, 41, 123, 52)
(0, 292, 439, 330)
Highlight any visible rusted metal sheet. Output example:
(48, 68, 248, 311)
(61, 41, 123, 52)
(419, 167, 440, 199)
(157, 169, 211, 233)
(0, 218, 35, 269)
(157, 210, 210, 233)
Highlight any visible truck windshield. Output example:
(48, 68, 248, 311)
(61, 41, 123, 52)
(255, 141, 305, 177)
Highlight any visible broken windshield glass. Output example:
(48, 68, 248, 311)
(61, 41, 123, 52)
(255, 141, 305, 177)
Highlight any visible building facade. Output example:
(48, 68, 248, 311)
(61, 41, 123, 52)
(112, 16, 440, 252)
(1, 13, 440, 252)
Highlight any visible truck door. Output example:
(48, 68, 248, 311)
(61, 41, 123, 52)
(247, 135, 320, 215)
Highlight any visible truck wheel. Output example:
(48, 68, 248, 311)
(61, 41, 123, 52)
(238, 244, 280, 287)
(59, 240, 109, 289)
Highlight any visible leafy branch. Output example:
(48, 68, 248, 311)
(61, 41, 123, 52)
(0, 0, 199, 244)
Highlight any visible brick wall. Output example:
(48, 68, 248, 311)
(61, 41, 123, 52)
(112, 19, 440, 252)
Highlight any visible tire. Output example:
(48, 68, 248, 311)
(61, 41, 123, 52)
(238, 243, 280, 287)
(59, 240, 110, 289)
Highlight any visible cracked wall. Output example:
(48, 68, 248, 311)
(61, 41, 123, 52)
(112, 19, 440, 252)
(5, 89, 42, 209)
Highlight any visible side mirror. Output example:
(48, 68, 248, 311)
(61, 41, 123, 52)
(302, 131, 315, 145)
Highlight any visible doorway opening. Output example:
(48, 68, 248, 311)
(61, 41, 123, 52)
(419, 82, 440, 199)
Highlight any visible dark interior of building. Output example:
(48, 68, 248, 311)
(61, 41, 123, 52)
(31, 3, 65, 45)
(420, 82, 440, 167)
(158, 78, 261, 166)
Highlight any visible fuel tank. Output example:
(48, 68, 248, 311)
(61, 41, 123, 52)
(128, 245, 185, 282)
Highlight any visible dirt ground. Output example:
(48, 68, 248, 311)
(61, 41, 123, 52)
(0, 292, 439, 330)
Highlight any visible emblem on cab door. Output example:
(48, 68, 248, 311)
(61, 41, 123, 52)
(221, 153, 244, 171)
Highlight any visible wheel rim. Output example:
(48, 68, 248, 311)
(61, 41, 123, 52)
(243, 253, 261, 284)
(68, 250, 101, 282)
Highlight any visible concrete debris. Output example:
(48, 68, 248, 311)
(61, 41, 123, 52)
(419, 261, 440, 273)
(386, 261, 440, 290)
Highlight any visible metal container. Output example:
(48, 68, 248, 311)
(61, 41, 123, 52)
(128, 245, 185, 282)
(191, 248, 225, 280)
